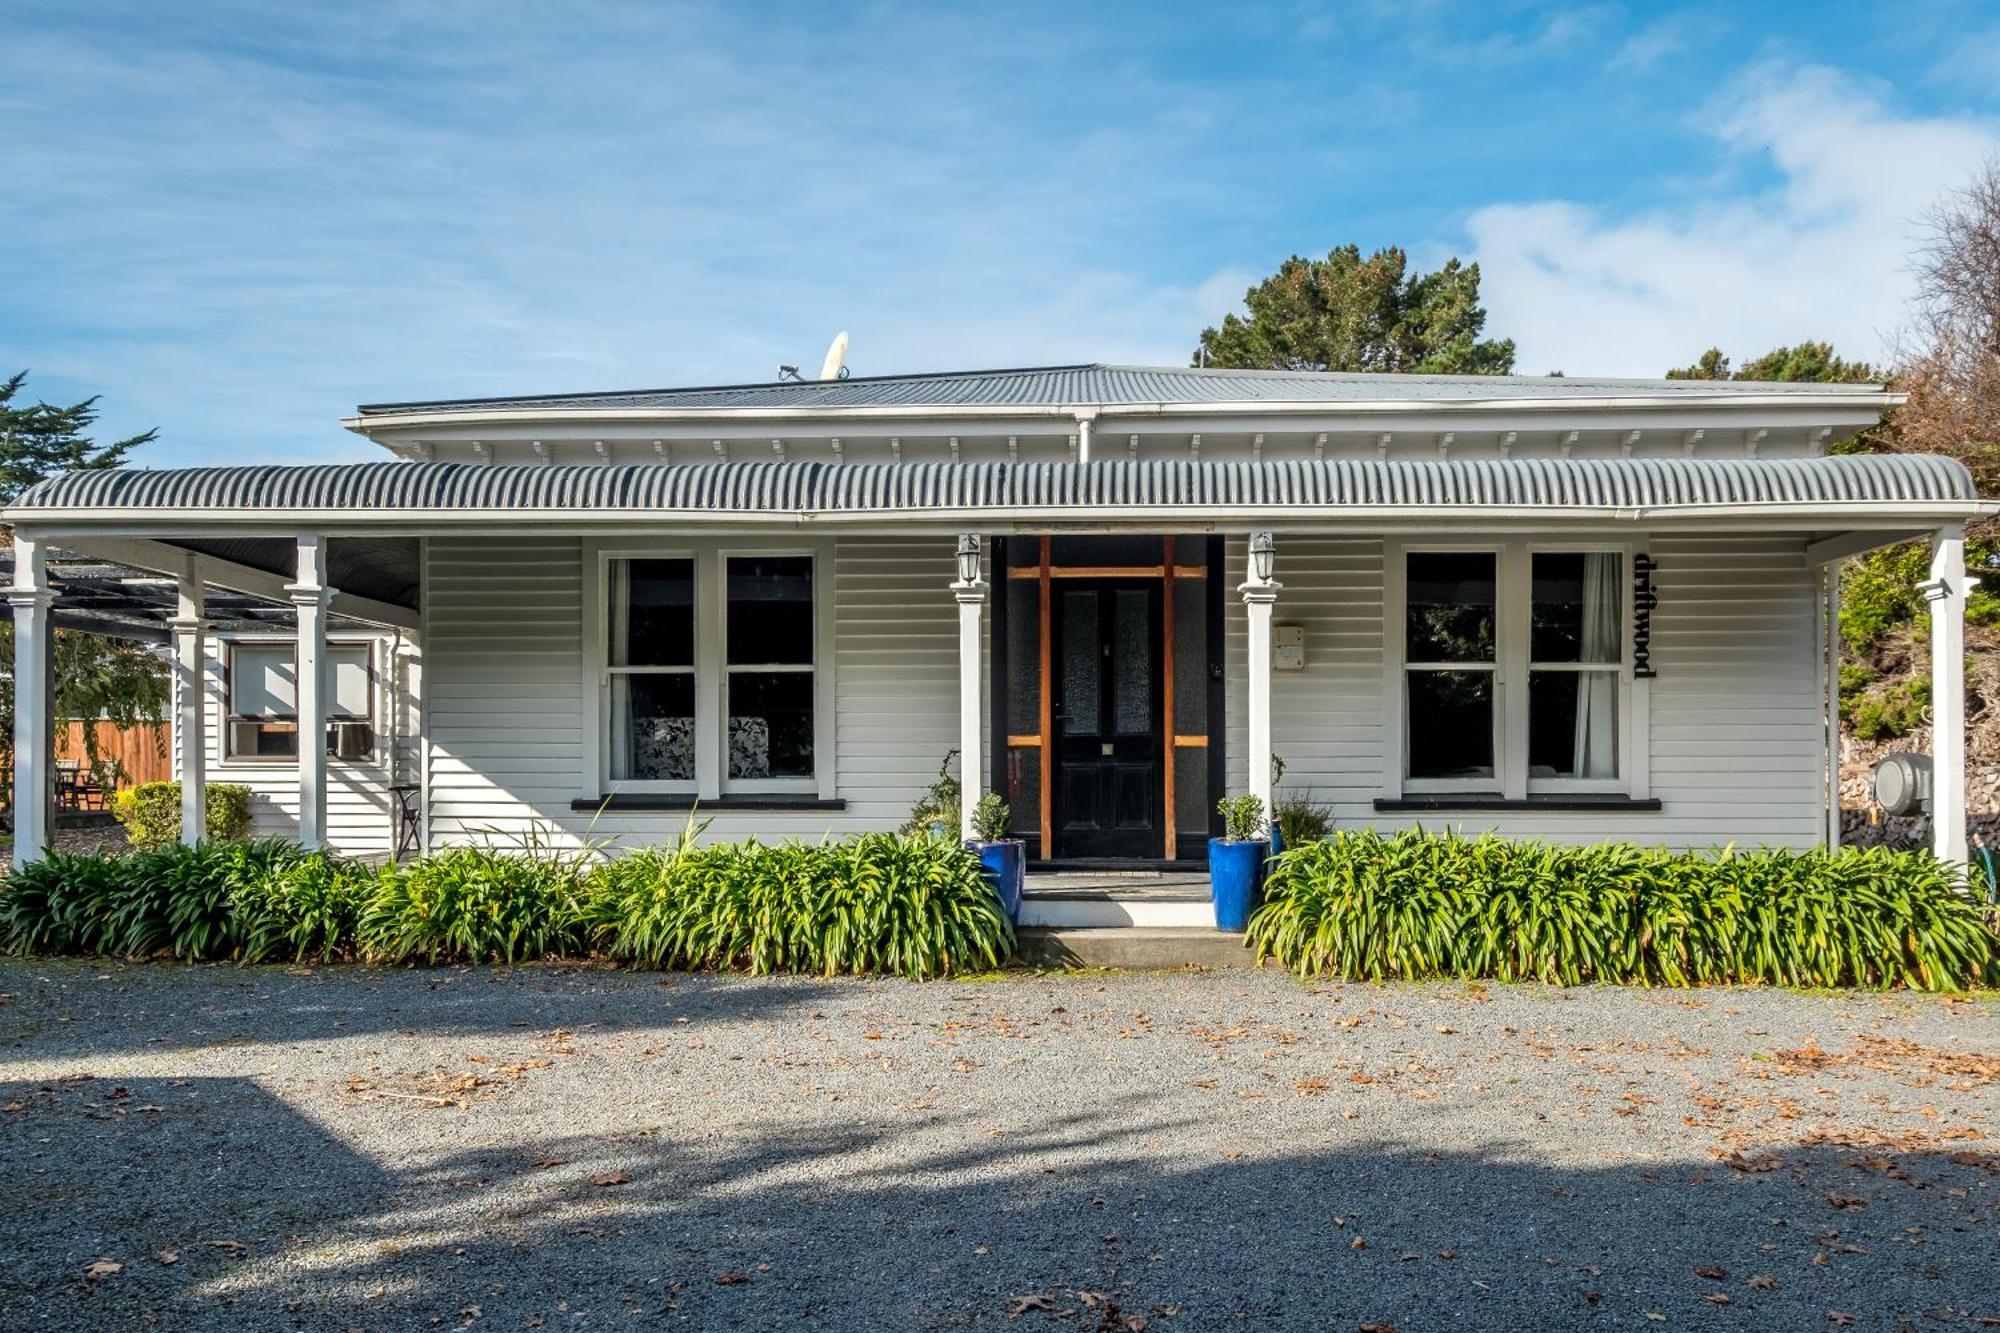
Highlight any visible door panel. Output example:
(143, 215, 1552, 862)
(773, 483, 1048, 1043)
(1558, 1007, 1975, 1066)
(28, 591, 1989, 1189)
(1053, 582, 1162, 858)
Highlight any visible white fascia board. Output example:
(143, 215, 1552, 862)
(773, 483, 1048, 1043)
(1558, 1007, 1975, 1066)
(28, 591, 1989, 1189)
(341, 390, 1900, 439)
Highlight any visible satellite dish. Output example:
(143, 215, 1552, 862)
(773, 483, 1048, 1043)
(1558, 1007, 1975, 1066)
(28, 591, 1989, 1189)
(819, 331, 850, 381)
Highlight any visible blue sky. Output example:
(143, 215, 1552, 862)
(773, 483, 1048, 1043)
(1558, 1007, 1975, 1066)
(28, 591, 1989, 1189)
(5, 1, 2000, 467)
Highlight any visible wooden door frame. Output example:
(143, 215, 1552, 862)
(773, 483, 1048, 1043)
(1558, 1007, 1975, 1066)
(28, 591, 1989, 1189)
(990, 535, 1225, 864)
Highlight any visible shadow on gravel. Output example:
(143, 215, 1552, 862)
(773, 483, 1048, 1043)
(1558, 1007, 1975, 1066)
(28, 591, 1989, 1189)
(0, 961, 836, 1060)
(4, 1072, 1994, 1331)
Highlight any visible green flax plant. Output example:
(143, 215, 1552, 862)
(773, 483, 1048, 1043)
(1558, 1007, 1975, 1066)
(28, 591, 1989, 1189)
(1250, 829, 1996, 991)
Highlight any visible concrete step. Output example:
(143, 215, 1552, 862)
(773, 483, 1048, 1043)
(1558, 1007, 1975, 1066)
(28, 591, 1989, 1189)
(1019, 870, 1213, 927)
(1018, 897, 1214, 928)
(1014, 926, 1267, 970)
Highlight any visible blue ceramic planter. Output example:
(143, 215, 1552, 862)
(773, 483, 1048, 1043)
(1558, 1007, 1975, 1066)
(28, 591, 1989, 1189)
(1208, 837, 1267, 932)
(974, 839, 1025, 923)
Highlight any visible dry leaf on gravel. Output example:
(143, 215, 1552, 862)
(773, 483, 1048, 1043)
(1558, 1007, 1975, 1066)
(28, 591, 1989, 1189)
(82, 1259, 122, 1281)
(590, 1171, 630, 1187)
(1006, 1293, 1054, 1316)
(713, 1272, 748, 1286)
(154, 1248, 178, 1265)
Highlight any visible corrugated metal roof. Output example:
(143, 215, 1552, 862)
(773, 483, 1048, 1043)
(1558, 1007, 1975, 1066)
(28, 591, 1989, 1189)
(353, 363, 1891, 416)
(12, 455, 1976, 515)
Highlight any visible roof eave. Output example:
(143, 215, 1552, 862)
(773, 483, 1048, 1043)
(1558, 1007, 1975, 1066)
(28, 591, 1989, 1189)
(342, 390, 1902, 436)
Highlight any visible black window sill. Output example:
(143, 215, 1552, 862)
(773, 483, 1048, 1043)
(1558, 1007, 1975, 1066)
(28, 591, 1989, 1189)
(1373, 795, 1662, 813)
(571, 794, 847, 813)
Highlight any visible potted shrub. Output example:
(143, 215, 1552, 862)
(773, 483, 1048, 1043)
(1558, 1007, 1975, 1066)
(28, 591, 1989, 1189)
(900, 751, 962, 840)
(1209, 794, 1268, 932)
(1270, 794, 1332, 859)
(967, 793, 1024, 923)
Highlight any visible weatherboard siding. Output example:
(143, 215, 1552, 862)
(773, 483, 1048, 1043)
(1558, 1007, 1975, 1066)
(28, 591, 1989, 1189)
(399, 530, 1827, 853)
(1225, 533, 1825, 850)
(420, 535, 959, 849)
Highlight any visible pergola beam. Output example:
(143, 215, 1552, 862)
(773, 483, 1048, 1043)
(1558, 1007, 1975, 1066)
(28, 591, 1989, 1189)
(41, 535, 419, 632)
(1804, 529, 1925, 566)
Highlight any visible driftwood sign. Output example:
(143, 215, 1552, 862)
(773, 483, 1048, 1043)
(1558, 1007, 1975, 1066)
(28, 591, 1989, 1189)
(1632, 553, 1658, 679)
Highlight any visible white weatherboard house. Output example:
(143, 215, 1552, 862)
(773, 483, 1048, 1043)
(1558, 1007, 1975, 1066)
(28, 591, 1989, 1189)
(6, 365, 1990, 921)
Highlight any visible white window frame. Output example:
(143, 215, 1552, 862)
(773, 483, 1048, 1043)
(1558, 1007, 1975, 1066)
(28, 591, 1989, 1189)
(220, 635, 378, 766)
(598, 550, 700, 796)
(583, 539, 836, 801)
(1383, 539, 1643, 801)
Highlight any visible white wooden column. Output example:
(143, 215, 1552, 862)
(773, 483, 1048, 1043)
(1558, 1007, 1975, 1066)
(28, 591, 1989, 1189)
(1241, 532, 1280, 822)
(289, 533, 332, 851)
(951, 534, 987, 842)
(171, 556, 208, 844)
(1925, 524, 1971, 866)
(9, 533, 54, 864)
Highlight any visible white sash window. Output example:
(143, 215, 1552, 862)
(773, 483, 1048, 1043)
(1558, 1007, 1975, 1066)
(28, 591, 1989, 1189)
(588, 543, 833, 799)
(1388, 543, 1633, 798)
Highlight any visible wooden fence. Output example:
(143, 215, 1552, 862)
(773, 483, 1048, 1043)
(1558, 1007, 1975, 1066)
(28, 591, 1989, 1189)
(57, 720, 172, 788)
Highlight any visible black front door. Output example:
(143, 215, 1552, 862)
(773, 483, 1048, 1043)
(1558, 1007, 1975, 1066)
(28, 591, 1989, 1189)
(1052, 581, 1163, 858)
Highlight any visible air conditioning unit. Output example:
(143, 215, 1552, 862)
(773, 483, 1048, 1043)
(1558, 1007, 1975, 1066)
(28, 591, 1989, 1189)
(328, 720, 374, 762)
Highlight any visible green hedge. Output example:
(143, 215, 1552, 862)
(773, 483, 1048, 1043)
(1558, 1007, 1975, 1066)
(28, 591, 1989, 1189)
(1249, 830, 1998, 990)
(0, 831, 1010, 979)
(111, 781, 254, 849)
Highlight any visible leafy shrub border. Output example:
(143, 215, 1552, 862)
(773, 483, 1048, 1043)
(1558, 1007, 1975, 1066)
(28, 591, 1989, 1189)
(0, 828, 1012, 980)
(1249, 829, 1998, 991)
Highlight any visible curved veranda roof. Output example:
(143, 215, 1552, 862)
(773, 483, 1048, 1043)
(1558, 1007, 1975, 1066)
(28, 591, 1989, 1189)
(8, 454, 1981, 523)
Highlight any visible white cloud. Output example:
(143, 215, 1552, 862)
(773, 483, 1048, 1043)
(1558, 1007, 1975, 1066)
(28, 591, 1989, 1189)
(1466, 64, 2000, 376)
(1605, 15, 1694, 73)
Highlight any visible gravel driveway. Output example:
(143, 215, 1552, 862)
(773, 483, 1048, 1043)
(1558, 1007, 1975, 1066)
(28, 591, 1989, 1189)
(1, 960, 1995, 1331)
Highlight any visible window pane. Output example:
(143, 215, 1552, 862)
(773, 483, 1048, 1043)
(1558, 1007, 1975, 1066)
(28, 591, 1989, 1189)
(230, 645, 295, 717)
(726, 556, 813, 665)
(611, 559, 694, 668)
(1050, 535, 1164, 567)
(1172, 578, 1208, 733)
(1059, 590, 1100, 735)
(1406, 553, 1496, 663)
(1173, 745, 1210, 851)
(1529, 671, 1619, 780)
(1005, 585, 1041, 735)
(1532, 552, 1621, 664)
(610, 673, 695, 782)
(330, 645, 371, 719)
(1006, 746, 1042, 838)
(1112, 588, 1153, 736)
(1164, 534, 1211, 574)
(728, 671, 814, 779)
(1406, 670, 1494, 780)
(228, 720, 298, 759)
(1004, 536, 1044, 569)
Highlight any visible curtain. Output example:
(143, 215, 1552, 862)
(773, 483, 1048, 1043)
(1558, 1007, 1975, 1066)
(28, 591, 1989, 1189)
(1573, 553, 1621, 779)
(608, 563, 632, 777)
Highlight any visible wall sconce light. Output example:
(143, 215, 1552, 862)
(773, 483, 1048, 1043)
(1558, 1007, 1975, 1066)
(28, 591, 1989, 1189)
(956, 533, 983, 586)
(1250, 531, 1276, 584)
